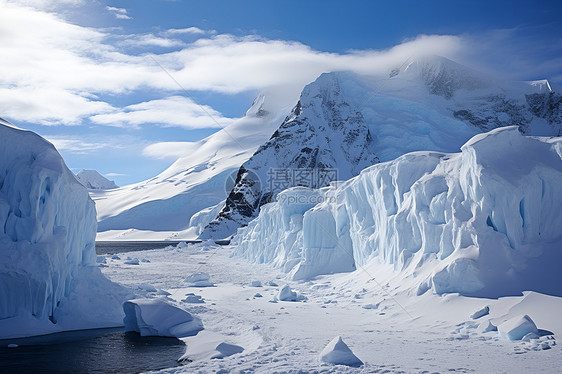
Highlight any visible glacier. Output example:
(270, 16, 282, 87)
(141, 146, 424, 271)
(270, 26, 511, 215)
(233, 127, 562, 297)
(0, 123, 125, 339)
(204, 56, 562, 239)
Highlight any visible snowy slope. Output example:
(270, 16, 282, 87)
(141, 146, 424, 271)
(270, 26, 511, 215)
(0, 123, 125, 339)
(202, 56, 562, 239)
(92, 94, 293, 239)
(233, 127, 562, 297)
(76, 169, 118, 190)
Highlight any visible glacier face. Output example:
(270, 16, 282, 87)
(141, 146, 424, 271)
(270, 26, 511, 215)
(203, 56, 562, 239)
(0, 124, 124, 339)
(233, 127, 562, 297)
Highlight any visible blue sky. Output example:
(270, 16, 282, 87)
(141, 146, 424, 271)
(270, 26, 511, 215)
(1, 0, 561, 185)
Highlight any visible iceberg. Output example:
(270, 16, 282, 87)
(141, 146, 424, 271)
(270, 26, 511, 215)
(184, 272, 214, 287)
(498, 315, 539, 341)
(0, 123, 124, 339)
(233, 127, 562, 297)
(123, 298, 203, 338)
(277, 285, 298, 302)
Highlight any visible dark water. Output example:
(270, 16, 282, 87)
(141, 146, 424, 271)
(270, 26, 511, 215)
(95, 240, 230, 255)
(95, 241, 187, 255)
(0, 328, 186, 374)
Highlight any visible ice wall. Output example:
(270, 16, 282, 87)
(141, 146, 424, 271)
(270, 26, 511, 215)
(234, 127, 562, 297)
(0, 124, 124, 339)
(233, 187, 356, 279)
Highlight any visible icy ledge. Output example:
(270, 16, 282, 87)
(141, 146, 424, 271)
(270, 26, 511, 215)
(0, 124, 125, 339)
(233, 127, 562, 297)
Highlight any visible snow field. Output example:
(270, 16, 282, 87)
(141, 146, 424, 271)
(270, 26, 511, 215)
(100, 242, 562, 373)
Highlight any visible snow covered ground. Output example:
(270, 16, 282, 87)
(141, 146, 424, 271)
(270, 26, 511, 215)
(99, 242, 562, 373)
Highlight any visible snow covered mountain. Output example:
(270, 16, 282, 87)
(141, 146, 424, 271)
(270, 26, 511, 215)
(92, 93, 294, 239)
(202, 56, 562, 239)
(233, 127, 562, 297)
(76, 169, 118, 190)
(0, 123, 124, 339)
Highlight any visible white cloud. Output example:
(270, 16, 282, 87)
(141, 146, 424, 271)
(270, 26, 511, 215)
(2, 1, 559, 131)
(45, 136, 117, 153)
(45, 134, 149, 156)
(0, 87, 114, 126)
(165, 27, 211, 35)
(105, 172, 127, 177)
(90, 96, 235, 129)
(6, 0, 84, 10)
(119, 33, 185, 48)
(106, 6, 131, 20)
(142, 141, 199, 159)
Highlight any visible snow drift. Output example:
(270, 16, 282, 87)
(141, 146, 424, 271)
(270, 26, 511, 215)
(234, 127, 562, 297)
(0, 124, 124, 339)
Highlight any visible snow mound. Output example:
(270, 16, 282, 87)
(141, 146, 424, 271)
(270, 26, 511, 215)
(124, 257, 139, 265)
(123, 298, 203, 338)
(0, 124, 124, 339)
(211, 342, 244, 359)
(75, 169, 118, 190)
(138, 283, 157, 293)
(319, 336, 363, 367)
(183, 294, 205, 304)
(185, 272, 214, 287)
(234, 127, 562, 297)
(498, 315, 539, 341)
(277, 285, 298, 301)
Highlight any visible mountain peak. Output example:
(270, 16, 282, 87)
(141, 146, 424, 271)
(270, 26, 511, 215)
(76, 169, 118, 190)
(393, 55, 489, 98)
(245, 93, 269, 118)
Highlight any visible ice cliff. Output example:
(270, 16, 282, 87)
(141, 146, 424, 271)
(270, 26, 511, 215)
(233, 127, 562, 297)
(0, 124, 124, 339)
